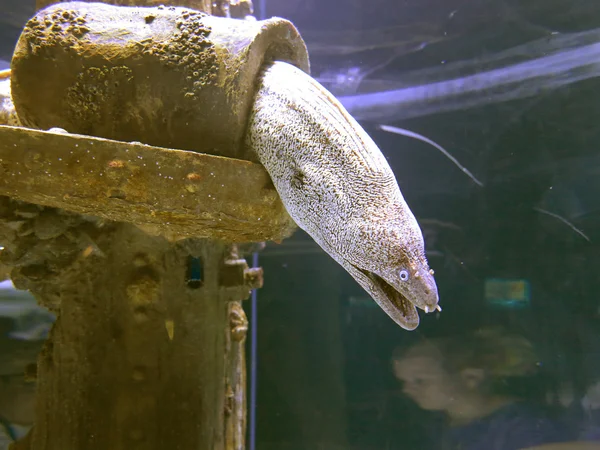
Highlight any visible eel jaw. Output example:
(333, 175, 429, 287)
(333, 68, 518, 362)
(341, 260, 420, 330)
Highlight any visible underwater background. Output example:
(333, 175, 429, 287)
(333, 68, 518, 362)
(2, 0, 600, 449)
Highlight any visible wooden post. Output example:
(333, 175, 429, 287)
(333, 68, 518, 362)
(0, 132, 266, 449)
(0, 211, 256, 449)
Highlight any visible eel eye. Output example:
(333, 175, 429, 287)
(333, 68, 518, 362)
(399, 269, 409, 281)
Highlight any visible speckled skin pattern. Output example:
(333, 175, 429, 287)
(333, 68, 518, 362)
(246, 61, 439, 330)
(0, 76, 20, 127)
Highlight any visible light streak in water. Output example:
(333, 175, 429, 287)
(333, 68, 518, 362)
(338, 30, 600, 122)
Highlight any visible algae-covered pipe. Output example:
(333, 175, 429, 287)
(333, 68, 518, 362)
(11, 2, 309, 160)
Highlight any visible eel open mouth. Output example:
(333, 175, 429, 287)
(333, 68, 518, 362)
(351, 265, 420, 330)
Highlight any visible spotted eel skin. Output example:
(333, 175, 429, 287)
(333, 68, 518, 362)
(246, 61, 439, 330)
(0, 71, 20, 127)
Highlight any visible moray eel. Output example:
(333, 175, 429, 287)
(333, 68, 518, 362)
(246, 61, 439, 330)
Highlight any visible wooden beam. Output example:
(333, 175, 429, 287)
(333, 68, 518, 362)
(0, 125, 296, 243)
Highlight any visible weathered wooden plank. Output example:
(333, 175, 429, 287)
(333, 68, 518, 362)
(0, 125, 296, 242)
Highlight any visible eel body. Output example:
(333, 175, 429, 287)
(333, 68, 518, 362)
(0, 70, 20, 127)
(246, 61, 439, 330)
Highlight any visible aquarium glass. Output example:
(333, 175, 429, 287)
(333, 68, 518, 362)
(1, 1, 600, 450)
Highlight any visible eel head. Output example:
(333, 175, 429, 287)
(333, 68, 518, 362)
(333, 219, 440, 330)
(342, 259, 438, 330)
